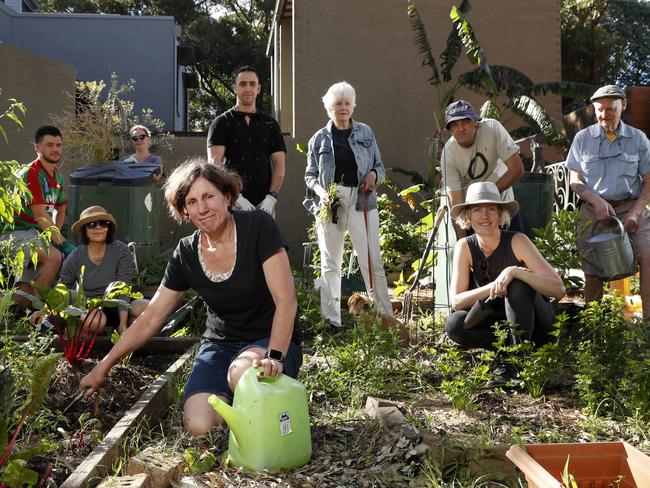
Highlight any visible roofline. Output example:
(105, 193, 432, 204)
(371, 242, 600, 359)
(0, 3, 175, 22)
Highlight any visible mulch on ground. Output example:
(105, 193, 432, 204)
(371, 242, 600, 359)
(25, 352, 175, 485)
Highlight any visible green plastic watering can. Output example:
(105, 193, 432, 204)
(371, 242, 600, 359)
(208, 367, 312, 472)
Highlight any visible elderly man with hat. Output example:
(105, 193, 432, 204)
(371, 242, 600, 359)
(567, 84, 650, 318)
(440, 100, 525, 239)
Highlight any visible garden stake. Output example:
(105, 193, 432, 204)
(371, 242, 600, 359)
(362, 191, 373, 295)
(403, 205, 447, 327)
(62, 387, 92, 415)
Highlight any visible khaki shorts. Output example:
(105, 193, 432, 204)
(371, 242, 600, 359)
(0, 229, 48, 282)
(577, 200, 650, 276)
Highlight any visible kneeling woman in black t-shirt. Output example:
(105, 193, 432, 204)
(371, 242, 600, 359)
(80, 157, 302, 437)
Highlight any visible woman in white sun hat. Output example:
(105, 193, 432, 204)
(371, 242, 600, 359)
(446, 181, 565, 383)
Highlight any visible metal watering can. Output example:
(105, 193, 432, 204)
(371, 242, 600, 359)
(208, 367, 312, 472)
(584, 216, 637, 280)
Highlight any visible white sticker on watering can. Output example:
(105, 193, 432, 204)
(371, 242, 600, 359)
(144, 192, 152, 212)
(279, 412, 292, 436)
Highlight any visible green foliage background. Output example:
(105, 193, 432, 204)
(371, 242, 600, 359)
(37, 0, 275, 131)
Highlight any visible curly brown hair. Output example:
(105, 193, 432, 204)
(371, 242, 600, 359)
(163, 157, 242, 223)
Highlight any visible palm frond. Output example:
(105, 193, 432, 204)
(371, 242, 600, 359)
(479, 99, 501, 120)
(530, 81, 596, 100)
(509, 95, 568, 149)
(440, 0, 472, 82)
(450, 5, 497, 97)
(458, 65, 534, 98)
(407, 1, 440, 85)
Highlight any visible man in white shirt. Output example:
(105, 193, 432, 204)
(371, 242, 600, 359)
(441, 100, 525, 238)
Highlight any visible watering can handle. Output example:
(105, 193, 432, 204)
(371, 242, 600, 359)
(254, 366, 281, 383)
(590, 215, 626, 237)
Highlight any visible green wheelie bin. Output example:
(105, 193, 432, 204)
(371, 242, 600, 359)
(66, 161, 162, 266)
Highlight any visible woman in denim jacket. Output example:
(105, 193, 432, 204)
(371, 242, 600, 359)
(304, 81, 393, 327)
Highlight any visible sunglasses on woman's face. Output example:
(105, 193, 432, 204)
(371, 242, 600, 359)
(131, 134, 147, 142)
(86, 220, 111, 229)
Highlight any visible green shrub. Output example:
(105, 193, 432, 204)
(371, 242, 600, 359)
(377, 193, 422, 274)
(300, 320, 428, 408)
(434, 345, 490, 412)
(573, 297, 650, 420)
(533, 209, 587, 290)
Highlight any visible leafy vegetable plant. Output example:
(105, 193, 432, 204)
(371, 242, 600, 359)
(0, 355, 61, 488)
(18, 272, 143, 366)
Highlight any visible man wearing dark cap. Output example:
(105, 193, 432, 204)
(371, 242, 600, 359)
(566, 84, 650, 318)
(441, 100, 525, 238)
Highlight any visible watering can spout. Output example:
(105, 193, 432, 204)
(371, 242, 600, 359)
(208, 394, 241, 438)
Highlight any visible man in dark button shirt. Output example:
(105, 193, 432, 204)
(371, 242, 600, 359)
(206, 65, 286, 216)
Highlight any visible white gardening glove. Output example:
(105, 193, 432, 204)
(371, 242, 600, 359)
(258, 194, 277, 215)
(235, 194, 256, 211)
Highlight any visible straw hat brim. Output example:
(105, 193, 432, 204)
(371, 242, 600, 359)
(71, 210, 117, 234)
(450, 199, 519, 220)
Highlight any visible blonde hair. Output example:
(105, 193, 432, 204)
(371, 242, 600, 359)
(455, 205, 512, 230)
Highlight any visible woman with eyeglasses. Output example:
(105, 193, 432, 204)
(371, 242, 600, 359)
(31, 205, 149, 333)
(445, 181, 565, 384)
(122, 124, 164, 182)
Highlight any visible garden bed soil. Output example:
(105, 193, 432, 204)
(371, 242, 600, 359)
(169, 387, 646, 487)
(21, 339, 197, 486)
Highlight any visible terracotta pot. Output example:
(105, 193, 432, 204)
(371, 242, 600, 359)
(506, 441, 650, 488)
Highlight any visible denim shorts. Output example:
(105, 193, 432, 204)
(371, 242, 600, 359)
(184, 338, 303, 402)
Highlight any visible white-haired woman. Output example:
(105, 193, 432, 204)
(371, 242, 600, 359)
(122, 124, 164, 181)
(446, 182, 565, 383)
(304, 81, 392, 327)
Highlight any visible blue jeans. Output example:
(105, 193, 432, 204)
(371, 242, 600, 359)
(184, 338, 303, 402)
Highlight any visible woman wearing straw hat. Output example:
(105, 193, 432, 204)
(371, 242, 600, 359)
(446, 182, 565, 384)
(31, 205, 149, 333)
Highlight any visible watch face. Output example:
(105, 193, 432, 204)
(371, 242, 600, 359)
(267, 349, 283, 360)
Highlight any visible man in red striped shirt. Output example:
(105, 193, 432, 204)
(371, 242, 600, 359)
(1, 126, 74, 308)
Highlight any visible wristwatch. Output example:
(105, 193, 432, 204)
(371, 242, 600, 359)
(268, 191, 279, 199)
(264, 349, 284, 362)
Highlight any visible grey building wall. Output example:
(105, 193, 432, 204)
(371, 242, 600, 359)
(0, 3, 179, 129)
(0, 6, 10, 32)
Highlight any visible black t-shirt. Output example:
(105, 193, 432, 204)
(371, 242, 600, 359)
(206, 107, 287, 205)
(161, 211, 300, 344)
(332, 126, 358, 185)
(467, 231, 523, 287)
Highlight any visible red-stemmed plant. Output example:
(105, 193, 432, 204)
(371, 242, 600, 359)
(17, 268, 143, 366)
(0, 355, 61, 487)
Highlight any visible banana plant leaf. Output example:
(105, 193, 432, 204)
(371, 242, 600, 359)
(509, 95, 568, 148)
(479, 99, 502, 120)
(440, 0, 471, 82)
(407, 1, 440, 85)
(450, 5, 497, 98)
